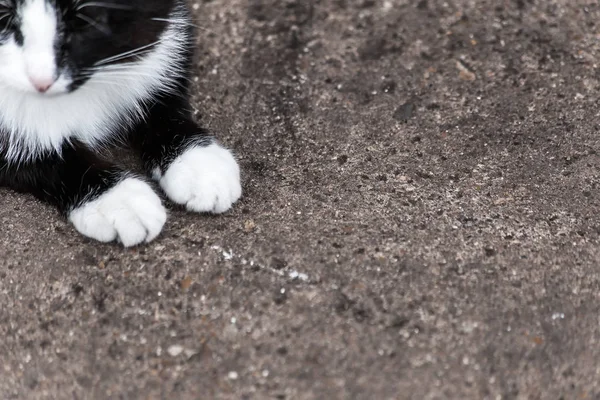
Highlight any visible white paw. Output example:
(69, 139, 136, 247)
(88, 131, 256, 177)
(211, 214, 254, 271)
(157, 143, 242, 213)
(69, 178, 167, 247)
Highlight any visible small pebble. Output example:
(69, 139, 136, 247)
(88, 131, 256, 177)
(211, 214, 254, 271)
(228, 371, 239, 380)
(167, 345, 184, 357)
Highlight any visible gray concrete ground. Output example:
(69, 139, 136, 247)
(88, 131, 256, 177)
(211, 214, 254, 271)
(1, 0, 600, 398)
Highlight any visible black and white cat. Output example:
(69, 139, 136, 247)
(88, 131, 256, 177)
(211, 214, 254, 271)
(0, 0, 242, 246)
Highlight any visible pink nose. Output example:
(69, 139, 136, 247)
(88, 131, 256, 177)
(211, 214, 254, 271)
(29, 77, 55, 93)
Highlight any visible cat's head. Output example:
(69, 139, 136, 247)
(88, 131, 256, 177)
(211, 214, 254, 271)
(0, 0, 180, 97)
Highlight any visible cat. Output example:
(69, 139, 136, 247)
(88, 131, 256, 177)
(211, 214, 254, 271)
(0, 0, 242, 246)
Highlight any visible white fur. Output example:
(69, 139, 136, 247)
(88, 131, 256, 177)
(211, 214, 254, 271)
(156, 143, 242, 214)
(0, 5, 190, 162)
(68, 178, 167, 247)
(20, 0, 57, 88)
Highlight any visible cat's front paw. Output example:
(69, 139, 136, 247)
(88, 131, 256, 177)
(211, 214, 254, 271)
(157, 143, 242, 213)
(68, 178, 167, 247)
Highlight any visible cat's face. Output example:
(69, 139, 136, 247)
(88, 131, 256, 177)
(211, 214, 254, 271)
(0, 0, 175, 96)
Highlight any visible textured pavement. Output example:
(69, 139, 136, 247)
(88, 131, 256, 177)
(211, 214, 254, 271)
(2, 0, 600, 399)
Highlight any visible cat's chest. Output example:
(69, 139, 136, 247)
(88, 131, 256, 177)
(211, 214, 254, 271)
(0, 81, 144, 160)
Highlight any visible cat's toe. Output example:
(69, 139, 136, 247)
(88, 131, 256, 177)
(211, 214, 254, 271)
(68, 177, 167, 247)
(158, 143, 242, 213)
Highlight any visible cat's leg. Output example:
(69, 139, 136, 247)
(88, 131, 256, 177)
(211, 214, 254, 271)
(137, 102, 241, 214)
(1, 142, 166, 246)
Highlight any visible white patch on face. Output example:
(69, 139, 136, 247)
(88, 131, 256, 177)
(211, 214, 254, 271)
(20, 0, 58, 91)
(0, 0, 64, 96)
(156, 143, 242, 214)
(0, 5, 190, 162)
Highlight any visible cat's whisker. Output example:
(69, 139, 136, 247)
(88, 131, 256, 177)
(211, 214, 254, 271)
(76, 2, 133, 11)
(89, 66, 193, 81)
(90, 76, 182, 87)
(94, 41, 161, 66)
(82, 72, 156, 80)
(82, 80, 126, 86)
(87, 67, 186, 78)
(82, 64, 156, 73)
(76, 13, 111, 36)
(95, 43, 161, 65)
(79, 71, 175, 83)
(84, 60, 152, 71)
(93, 51, 152, 67)
(88, 55, 149, 70)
